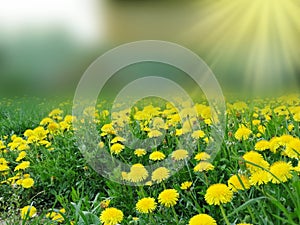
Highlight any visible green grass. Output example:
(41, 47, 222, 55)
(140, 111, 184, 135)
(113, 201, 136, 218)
(0, 95, 300, 224)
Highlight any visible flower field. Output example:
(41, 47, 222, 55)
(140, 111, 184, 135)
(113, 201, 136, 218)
(0, 94, 300, 225)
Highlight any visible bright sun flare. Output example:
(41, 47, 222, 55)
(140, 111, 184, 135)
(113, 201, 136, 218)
(184, 0, 300, 92)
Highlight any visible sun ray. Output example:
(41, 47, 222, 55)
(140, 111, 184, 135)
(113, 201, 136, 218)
(182, 0, 300, 94)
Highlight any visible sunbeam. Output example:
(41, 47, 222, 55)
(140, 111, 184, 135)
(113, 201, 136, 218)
(183, 0, 300, 94)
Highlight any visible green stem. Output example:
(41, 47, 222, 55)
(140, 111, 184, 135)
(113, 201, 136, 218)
(203, 172, 209, 186)
(139, 185, 145, 197)
(162, 182, 167, 190)
(246, 205, 257, 224)
(238, 189, 257, 224)
(185, 159, 193, 181)
(171, 206, 179, 224)
(220, 204, 230, 225)
(149, 213, 155, 223)
(119, 154, 129, 165)
(188, 192, 202, 213)
(175, 136, 181, 147)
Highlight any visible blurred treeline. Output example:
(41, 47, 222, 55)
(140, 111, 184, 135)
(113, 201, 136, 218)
(0, 0, 299, 98)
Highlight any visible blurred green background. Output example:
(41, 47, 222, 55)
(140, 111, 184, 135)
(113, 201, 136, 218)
(0, 0, 299, 98)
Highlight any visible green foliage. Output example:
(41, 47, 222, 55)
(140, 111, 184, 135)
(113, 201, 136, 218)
(0, 95, 300, 224)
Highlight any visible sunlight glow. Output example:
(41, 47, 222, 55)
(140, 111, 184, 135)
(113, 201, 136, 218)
(183, 0, 300, 92)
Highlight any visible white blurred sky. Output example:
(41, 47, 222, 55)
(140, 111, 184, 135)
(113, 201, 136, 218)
(0, 0, 104, 44)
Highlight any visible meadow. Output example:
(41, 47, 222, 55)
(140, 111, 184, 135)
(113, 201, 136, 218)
(0, 94, 300, 225)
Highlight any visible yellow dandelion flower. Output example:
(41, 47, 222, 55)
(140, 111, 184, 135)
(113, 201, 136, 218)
(182, 120, 193, 134)
(51, 214, 64, 222)
(8, 136, 28, 150)
(148, 129, 163, 138)
(228, 174, 250, 192)
(46, 209, 66, 222)
(47, 122, 60, 133)
(167, 113, 181, 126)
(284, 138, 300, 159)
(189, 214, 217, 225)
(194, 152, 211, 161)
(205, 183, 233, 205)
(242, 151, 269, 173)
(175, 129, 183, 136)
(151, 167, 170, 183)
(134, 148, 147, 157)
(16, 151, 27, 162)
(24, 129, 34, 137)
(204, 119, 212, 125)
(136, 197, 157, 213)
(158, 189, 179, 207)
(21, 178, 34, 188)
(294, 112, 300, 122)
(7, 173, 21, 184)
(0, 164, 9, 172)
(204, 137, 210, 143)
(232, 101, 248, 111)
(23, 173, 30, 178)
(0, 158, 8, 165)
(39, 140, 51, 148)
(64, 115, 75, 123)
(171, 149, 188, 161)
(152, 117, 165, 129)
(40, 117, 53, 125)
(149, 151, 165, 161)
(194, 161, 214, 172)
(180, 181, 192, 190)
(255, 140, 270, 151)
(121, 171, 129, 181)
(11, 134, 17, 140)
(111, 136, 126, 143)
(49, 108, 63, 119)
(59, 121, 71, 132)
(269, 137, 281, 153)
(51, 213, 64, 222)
(0, 140, 6, 150)
(249, 170, 270, 186)
(33, 126, 49, 140)
(234, 125, 252, 140)
(127, 164, 148, 183)
(100, 207, 124, 225)
(256, 133, 262, 138)
(269, 161, 293, 184)
(101, 123, 115, 136)
(252, 119, 261, 126)
(191, 130, 206, 139)
(14, 161, 30, 171)
(134, 111, 148, 121)
(18, 143, 30, 151)
(145, 181, 152, 186)
(21, 205, 37, 219)
(16, 179, 23, 185)
(0, 158, 9, 172)
(258, 125, 266, 134)
(110, 143, 124, 155)
(132, 217, 139, 221)
(288, 124, 294, 132)
(141, 125, 150, 132)
(279, 134, 294, 145)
